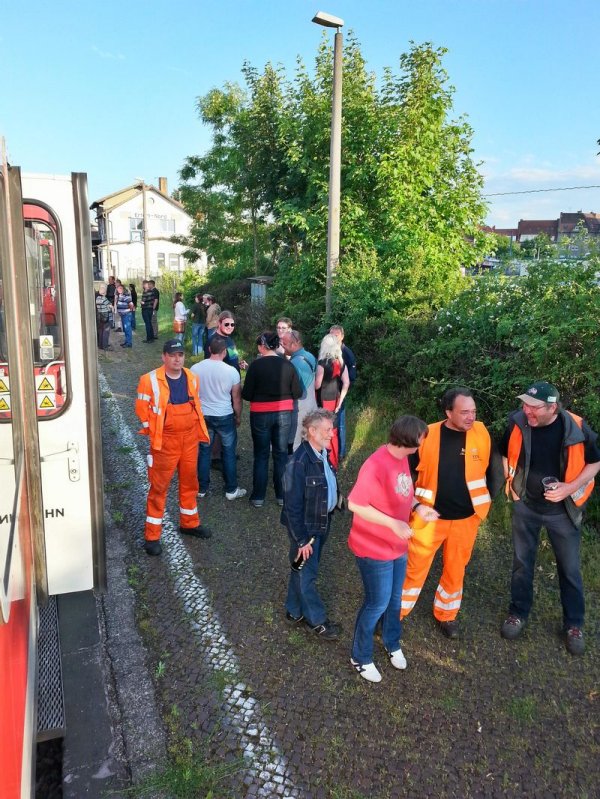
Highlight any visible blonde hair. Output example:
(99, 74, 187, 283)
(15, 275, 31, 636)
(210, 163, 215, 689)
(318, 333, 343, 365)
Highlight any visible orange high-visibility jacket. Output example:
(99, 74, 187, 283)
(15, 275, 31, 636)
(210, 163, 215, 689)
(506, 410, 594, 511)
(414, 421, 492, 520)
(136, 366, 209, 451)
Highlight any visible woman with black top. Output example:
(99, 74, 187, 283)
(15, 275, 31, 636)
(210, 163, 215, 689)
(315, 333, 349, 469)
(242, 331, 302, 507)
(128, 284, 138, 330)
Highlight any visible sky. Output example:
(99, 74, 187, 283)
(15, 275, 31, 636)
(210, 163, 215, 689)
(1, 0, 599, 228)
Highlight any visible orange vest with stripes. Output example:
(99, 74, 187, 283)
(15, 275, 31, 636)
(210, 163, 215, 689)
(136, 366, 209, 451)
(414, 421, 492, 520)
(506, 411, 594, 506)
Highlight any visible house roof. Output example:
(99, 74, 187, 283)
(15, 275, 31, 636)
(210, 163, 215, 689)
(558, 211, 600, 236)
(90, 183, 185, 214)
(517, 219, 558, 240)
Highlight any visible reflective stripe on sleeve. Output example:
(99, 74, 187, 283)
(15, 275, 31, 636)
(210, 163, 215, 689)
(415, 487, 433, 500)
(137, 393, 151, 401)
(142, 421, 149, 428)
(472, 493, 491, 506)
(467, 478, 487, 490)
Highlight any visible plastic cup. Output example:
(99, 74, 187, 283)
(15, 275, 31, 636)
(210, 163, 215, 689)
(542, 476, 559, 491)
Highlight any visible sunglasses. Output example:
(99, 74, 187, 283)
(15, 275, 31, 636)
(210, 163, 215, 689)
(222, 321, 235, 328)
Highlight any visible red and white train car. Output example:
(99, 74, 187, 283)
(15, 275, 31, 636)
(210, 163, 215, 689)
(0, 158, 105, 799)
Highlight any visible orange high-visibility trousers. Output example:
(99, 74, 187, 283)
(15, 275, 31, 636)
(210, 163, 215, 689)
(400, 514, 481, 622)
(144, 401, 201, 542)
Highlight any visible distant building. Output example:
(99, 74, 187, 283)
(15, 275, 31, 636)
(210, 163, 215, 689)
(490, 212, 600, 243)
(90, 178, 206, 282)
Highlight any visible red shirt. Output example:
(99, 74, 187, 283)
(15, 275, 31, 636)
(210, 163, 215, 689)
(348, 445, 414, 560)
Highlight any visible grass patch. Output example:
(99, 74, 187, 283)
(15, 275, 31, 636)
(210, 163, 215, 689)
(507, 696, 537, 723)
(128, 738, 245, 798)
(208, 668, 238, 696)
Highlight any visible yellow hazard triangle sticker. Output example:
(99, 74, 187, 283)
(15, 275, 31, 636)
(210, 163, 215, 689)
(39, 395, 55, 409)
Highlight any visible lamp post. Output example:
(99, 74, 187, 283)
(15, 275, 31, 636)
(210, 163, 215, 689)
(135, 179, 150, 280)
(312, 10, 344, 316)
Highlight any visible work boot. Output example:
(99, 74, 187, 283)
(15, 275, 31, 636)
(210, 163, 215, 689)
(438, 619, 460, 639)
(144, 539, 162, 556)
(501, 614, 526, 640)
(180, 525, 212, 539)
(565, 627, 584, 656)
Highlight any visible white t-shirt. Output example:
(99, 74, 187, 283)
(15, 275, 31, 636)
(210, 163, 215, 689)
(174, 301, 188, 322)
(191, 358, 240, 416)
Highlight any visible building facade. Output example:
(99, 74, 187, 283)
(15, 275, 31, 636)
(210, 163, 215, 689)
(90, 179, 206, 282)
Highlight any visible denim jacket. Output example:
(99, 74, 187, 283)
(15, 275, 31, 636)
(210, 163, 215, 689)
(280, 441, 337, 547)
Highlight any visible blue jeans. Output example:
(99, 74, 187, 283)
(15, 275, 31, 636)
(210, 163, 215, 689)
(121, 312, 132, 346)
(249, 411, 292, 501)
(191, 323, 205, 355)
(510, 500, 584, 628)
(142, 307, 154, 340)
(197, 414, 238, 493)
(352, 555, 407, 664)
(131, 311, 136, 330)
(286, 528, 329, 626)
(338, 407, 347, 458)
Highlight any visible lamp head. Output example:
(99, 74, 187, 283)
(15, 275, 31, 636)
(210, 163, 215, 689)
(312, 10, 344, 28)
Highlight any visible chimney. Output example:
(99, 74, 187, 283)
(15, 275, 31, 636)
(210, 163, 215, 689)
(158, 177, 168, 196)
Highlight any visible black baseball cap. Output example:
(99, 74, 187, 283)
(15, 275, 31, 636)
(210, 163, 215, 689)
(163, 339, 184, 354)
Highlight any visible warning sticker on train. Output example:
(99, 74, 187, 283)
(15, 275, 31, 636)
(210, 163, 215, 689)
(39, 335, 54, 360)
(37, 394, 56, 410)
(0, 396, 10, 411)
(0, 377, 9, 393)
(35, 374, 56, 392)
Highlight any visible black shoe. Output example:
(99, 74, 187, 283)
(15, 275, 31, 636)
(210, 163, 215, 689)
(120, 342, 127, 347)
(311, 619, 341, 640)
(565, 627, 585, 656)
(143, 338, 154, 343)
(438, 619, 460, 639)
(501, 614, 525, 640)
(285, 611, 305, 625)
(180, 525, 212, 539)
(144, 540, 162, 556)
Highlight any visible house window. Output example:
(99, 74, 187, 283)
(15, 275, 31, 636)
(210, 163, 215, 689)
(157, 253, 165, 270)
(129, 217, 144, 242)
(169, 254, 181, 271)
(161, 218, 175, 234)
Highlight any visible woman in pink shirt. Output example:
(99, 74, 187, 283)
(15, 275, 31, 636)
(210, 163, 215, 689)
(348, 416, 438, 683)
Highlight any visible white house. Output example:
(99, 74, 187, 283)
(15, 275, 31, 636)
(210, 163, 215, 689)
(90, 178, 206, 282)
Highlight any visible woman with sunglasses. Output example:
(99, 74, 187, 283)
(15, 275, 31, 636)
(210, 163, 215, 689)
(242, 331, 302, 507)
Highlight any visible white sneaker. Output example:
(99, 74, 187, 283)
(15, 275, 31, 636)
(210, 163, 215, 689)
(350, 658, 382, 683)
(226, 487, 247, 501)
(197, 491, 207, 498)
(387, 647, 407, 670)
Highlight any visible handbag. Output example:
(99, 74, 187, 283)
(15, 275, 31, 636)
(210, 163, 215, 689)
(173, 319, 186, 334)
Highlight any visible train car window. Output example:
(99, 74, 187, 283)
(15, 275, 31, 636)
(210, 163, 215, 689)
(23, 203, 68, 419)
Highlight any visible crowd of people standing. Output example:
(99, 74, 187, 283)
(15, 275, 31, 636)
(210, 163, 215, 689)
(123, 288, 599, 683)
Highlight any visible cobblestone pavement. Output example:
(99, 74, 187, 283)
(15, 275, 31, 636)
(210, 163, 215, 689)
(99, 333, 600, 799)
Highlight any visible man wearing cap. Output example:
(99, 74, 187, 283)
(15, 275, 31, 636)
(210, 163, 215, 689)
(500, 381, 600, 655)
(136, 339, 211, 555)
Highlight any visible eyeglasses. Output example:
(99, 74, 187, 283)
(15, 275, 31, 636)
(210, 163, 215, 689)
(222, 322, 235, 328)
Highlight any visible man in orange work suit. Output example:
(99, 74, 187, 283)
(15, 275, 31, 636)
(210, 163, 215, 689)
(136, 339, 211, 556)
(401, 387, 502, 638)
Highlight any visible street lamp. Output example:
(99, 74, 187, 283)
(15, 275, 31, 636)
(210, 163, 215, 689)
(135, 178, 150, 280)
(312, 10, 344, 316)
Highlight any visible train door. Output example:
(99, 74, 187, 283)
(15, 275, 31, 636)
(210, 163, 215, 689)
(0, 163, 42, 799)
(20, 173, 105, 595)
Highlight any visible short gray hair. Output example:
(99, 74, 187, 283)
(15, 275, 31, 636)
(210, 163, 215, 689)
(302, 409, 336, 439)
